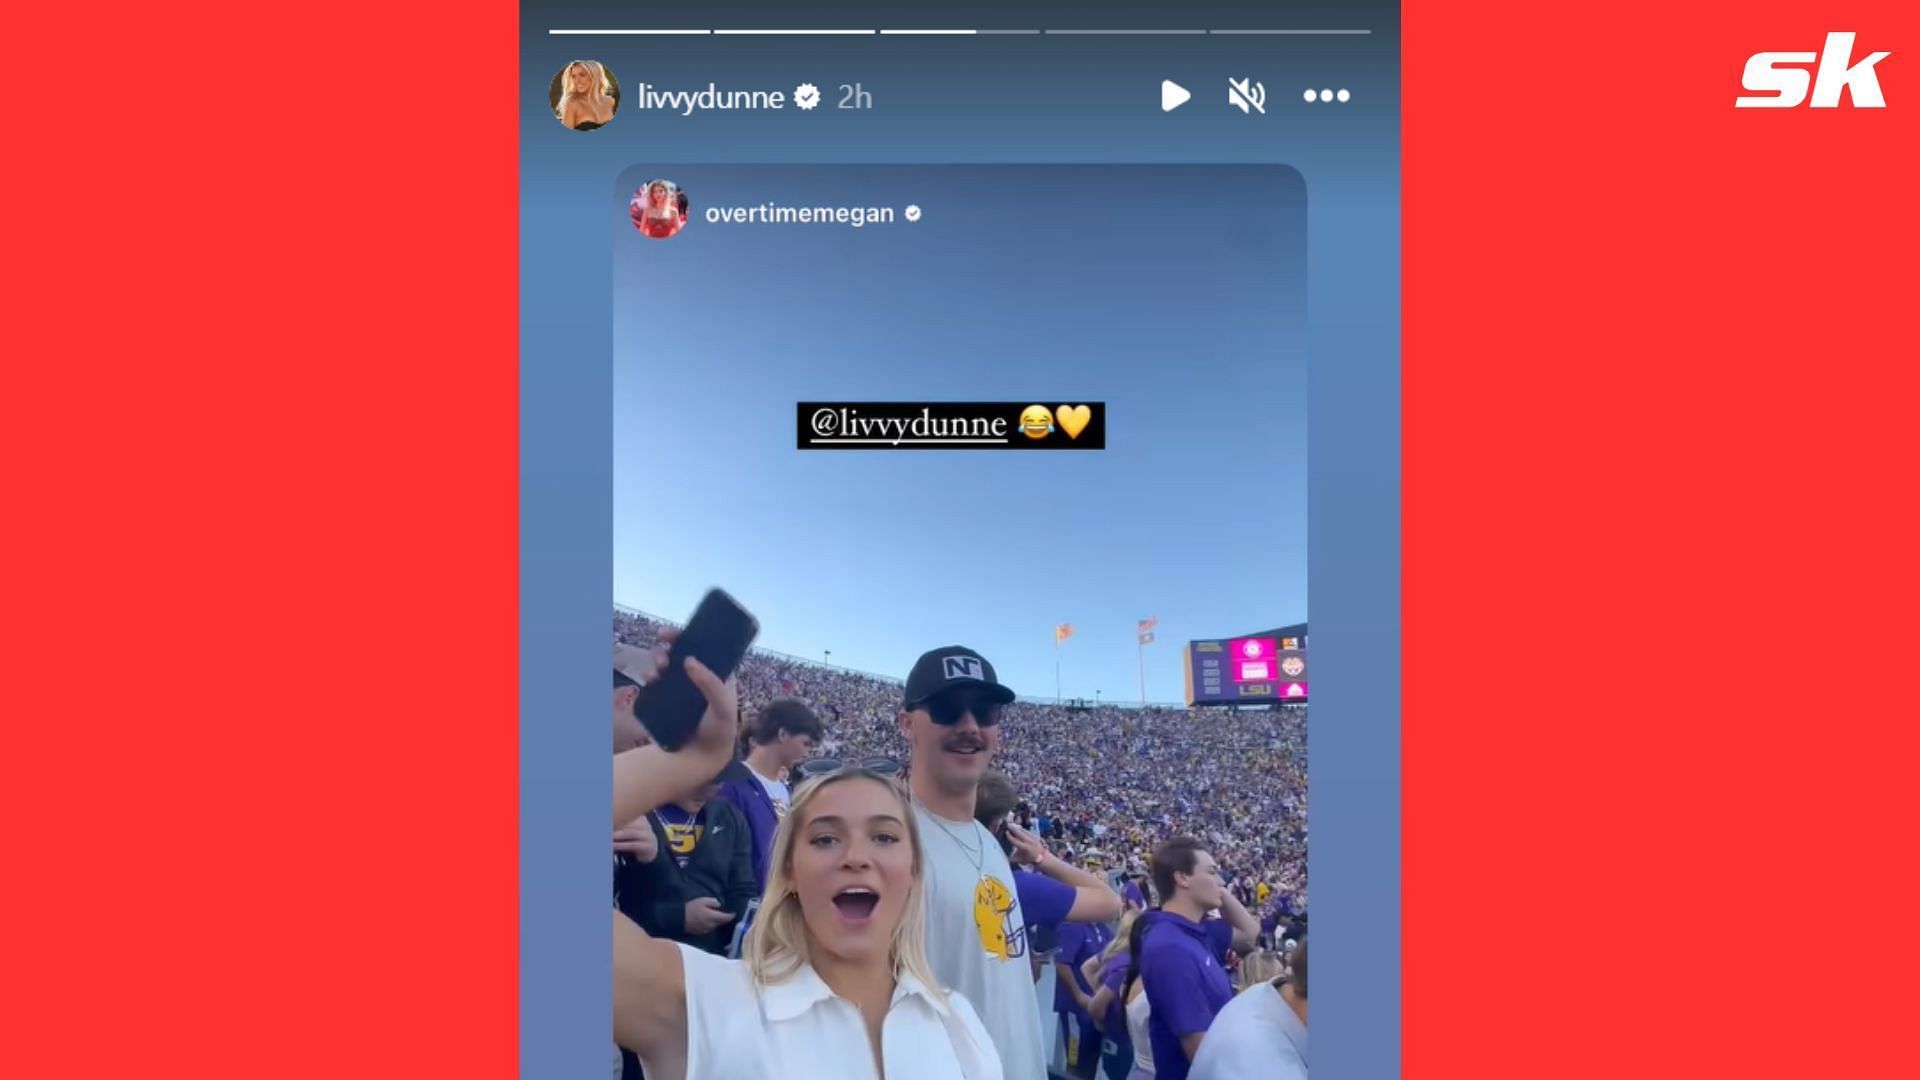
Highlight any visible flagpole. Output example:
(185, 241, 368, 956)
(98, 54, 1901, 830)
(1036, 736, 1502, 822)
(1138, 639, 1146, 707)
(1055, 634, 1061, 701)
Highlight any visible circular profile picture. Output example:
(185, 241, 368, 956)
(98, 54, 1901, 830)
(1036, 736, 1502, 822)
(630, 179, 689, 240)
(550, 60, 620, 131)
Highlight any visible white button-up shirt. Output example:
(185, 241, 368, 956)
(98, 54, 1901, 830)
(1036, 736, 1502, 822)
(656, 942, 1005, 1080)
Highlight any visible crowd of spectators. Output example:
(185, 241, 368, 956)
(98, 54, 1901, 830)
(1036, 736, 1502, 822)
(614, 608, 1307, 916)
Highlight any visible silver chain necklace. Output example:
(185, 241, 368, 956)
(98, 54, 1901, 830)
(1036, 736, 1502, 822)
(919, 800, 987, 880)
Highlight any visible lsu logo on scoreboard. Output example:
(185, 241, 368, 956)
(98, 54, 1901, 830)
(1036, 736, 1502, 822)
(1239, 683, 1275, 697)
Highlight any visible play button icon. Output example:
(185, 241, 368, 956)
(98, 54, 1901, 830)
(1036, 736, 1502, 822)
(1161, 80, 1191, 112)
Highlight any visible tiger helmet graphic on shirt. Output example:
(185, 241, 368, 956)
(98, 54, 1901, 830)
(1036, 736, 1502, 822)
(972, 875, 1025, 960)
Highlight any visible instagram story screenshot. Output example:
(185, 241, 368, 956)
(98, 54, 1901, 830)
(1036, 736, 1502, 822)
(523, 3, 1398, 1078)
(12, 0, 1918, 1075)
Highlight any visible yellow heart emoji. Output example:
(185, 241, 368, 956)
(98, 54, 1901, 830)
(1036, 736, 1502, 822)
(1057, 404, 1091, 439)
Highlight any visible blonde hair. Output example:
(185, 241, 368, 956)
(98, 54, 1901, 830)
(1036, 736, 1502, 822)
(1099, 908, 1139, 969)
(556, 60, 613, 123)
(1236, 947, 1283, 990)
(742, 770, 949, 1012)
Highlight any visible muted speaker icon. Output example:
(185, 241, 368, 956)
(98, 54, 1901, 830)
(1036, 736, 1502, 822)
(1228, 77, 1266, 114)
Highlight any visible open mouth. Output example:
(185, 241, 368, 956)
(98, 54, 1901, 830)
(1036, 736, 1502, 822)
(945, 743, 984, 758)
(832, 887, 880, 922)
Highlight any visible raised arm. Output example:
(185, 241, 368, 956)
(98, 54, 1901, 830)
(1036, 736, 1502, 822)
(613, 909, 687, 1067)
(1007, 822, 1123, 923)
(612, 634, 739, 827)
(1217, 888, 1259, 957)
(611, 635, 740, 1070)
(1080, 952, 1105, 984)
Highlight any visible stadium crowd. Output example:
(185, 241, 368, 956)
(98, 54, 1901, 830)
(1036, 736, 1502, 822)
(613, 609, 1307, 914)
(612, 607, 1308, 1080)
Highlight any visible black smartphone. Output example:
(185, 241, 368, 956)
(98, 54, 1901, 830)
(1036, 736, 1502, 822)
(634, 588, 758, 751)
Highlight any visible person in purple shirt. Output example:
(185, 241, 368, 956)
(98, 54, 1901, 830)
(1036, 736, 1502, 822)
(1137, 837, 1260, 1080)
(711, 698, 823, 893)
(1083, 910, 1142, 1080)
(1054, 917, 1115, 1076)
(1260, 905, 1282, 951)
(974, 770, 1124, 987)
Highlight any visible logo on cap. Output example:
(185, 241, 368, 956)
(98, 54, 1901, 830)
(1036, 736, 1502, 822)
(944, 656, 985, 681)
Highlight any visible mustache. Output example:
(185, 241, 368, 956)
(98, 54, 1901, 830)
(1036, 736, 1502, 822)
(942, 735, 988, 751)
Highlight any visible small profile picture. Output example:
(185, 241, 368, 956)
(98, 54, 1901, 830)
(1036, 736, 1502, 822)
(551, 60, 619, 131)
(630, 179, 690, 240)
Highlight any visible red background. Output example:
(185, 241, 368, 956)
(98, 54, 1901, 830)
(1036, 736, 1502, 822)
(1406, 3, 1918, 1076)
(4, 1, 1914, 1076)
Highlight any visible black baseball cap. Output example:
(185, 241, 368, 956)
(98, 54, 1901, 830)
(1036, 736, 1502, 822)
(903, 645, 1017, 709)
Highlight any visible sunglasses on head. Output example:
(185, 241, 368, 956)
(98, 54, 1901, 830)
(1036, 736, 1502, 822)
(917, 691, 1005, 727)
(792, 756, 905, 786)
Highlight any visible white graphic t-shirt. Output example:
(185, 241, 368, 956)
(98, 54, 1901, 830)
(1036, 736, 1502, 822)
(916, 805, 1047, 1080)
(752, 767, 792, 817)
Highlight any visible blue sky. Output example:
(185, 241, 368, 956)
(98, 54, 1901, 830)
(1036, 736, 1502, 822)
(613, 166, 1304, 703)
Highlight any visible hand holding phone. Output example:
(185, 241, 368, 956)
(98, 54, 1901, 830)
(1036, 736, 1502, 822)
(635, 589, 757, 751)
(1005, 821, 1050, 868)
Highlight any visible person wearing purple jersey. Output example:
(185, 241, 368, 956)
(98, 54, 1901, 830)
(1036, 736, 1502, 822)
(1259, 905, 1281, 951)
(974, 772, 1122, 1076)
(973, 768, 1123, 1063)
(1190, 937, 1306, 1080)
(1136, 838, 1259, 1080)
(1082, 910, 1141, 1080)
(714, 698, 824, 894)
(975, 770, 1123, 930)
(1051, 915, 1115, 1076)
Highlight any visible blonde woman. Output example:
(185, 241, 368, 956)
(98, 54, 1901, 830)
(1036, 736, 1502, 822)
(1234, 947, 1282, 991)
(1082, 909, 1141, 1078)
(613, 628, 1002, 1079)
(1085, 912, 1156, 1080)
(557, 60, 617, 130)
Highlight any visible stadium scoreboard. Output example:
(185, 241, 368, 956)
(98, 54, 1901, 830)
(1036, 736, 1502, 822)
(1183, 623, 1307, 706)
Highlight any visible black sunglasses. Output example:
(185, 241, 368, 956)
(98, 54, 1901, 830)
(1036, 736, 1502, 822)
(916, 691, 1005, 727)
(792, 756, 905, 785)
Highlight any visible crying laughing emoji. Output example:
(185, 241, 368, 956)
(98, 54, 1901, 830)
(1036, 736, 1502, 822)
(1019, 405, 1054, 440)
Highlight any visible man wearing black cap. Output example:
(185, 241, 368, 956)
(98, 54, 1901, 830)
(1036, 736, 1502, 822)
(899, 645, 1048, 1080)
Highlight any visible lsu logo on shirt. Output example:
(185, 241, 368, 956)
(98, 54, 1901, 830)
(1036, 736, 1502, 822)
(972, 876, 1028, 960)
(664, 822, 703, 866)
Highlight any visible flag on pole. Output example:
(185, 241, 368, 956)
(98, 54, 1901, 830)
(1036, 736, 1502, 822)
(1055, 623, 1074, 644)
(1138, 630, 1155, 644)
(1138, 616, 1158, 645)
